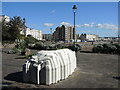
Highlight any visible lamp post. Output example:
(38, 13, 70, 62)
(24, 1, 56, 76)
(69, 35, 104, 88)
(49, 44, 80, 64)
(50, 28, 52, 41)
(72, 5, 77, 51)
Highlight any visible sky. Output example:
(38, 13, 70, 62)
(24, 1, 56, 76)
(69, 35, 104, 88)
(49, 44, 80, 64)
(2, 2, 118, 37)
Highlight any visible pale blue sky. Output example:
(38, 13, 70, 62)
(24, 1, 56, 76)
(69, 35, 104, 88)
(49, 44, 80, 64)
(2, 2, 118, 37)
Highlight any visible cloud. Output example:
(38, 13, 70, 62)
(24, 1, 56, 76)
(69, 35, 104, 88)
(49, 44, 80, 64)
(91, 22, 95, 25)
(76, 30, 93, 34)
(82, 23, 94, 27)
(75, 25, 81, 28)
(60, 22, 95, 28)
(31, 24, 37, 27)
(59, 22, 118, 31)
(95, 23, 118, 30)
(75, 22, 118, 30)
(43, 23, 54, 27)
(60, 22, 80, 27)
(44, 29, 50, 31)
(77, 30, 91, 33)
(83, 24, 91, 27)
(76, 22, 95, 28)
(51, 10, 55, 13)
(60, 22, 71, 26)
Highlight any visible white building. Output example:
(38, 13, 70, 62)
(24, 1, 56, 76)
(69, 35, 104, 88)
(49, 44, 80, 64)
(80, 34, 99, 41)
(21, 28, 42, 40)
(42, 34, 52, 41)
(86, 34, 99, 41)
(0, 15, 10, 22)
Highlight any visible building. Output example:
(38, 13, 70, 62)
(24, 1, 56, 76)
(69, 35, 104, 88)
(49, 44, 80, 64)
(42, 34, 53, 41)
(53, 25, 75, 41)
(76, 34, 81, 39)
(80, 34, 99, 41)
(0, 15, 42, 40)
(20, 28, 42, 40)
(97, 37, 119, 42)
(0, 15, 10, 22)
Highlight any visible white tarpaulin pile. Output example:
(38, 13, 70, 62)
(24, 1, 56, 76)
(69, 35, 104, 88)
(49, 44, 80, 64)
(23, 49, 77, 85)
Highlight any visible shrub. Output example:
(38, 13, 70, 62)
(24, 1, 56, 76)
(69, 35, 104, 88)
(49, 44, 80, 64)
(7, 48, 21, 54)
(25, 35, 38, 44)
(29, 42, 82, 52)
(48, 44, 57, 50)
(18, 41, 27, 52)
(56, 44, 66, 49)
(34, 44, 44, 50)
(92, 43, 120, 54)
(68, 44, 82, 52)
(92, 44, 102, 53)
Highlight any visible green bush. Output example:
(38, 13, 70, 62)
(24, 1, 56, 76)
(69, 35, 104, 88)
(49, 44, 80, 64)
(92, 43, 120, 54)
(48, 44, 57, 50)
(18, 41, 27, 52)
(33, 44, 44, 50)
(68, 44, 82, 52)
(29, 42, 82, 52)
(92, 44, 102, 53)
(25, 35, 38, 44)
(56, 44, 66, 49)
(7, 48, 21, 54)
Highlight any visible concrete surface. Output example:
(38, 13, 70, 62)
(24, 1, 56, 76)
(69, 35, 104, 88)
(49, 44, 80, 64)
(2, 48, 119, 89)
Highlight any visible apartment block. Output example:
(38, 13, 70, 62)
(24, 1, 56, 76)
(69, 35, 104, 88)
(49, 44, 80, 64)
(53, 25, 75, 41)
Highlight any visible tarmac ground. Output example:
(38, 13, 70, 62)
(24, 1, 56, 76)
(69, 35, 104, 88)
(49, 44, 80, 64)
(1, 48, 119, 89)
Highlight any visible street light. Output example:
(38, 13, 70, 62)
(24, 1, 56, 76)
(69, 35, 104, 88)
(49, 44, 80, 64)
(72, 5, 77, 50)
(50, 28, 52, 41)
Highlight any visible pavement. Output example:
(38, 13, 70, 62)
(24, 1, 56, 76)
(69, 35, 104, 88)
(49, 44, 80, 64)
(2, 48, 119, 89)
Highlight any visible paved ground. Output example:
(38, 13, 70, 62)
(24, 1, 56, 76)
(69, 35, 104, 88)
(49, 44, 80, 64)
(2, 48, 119, 89)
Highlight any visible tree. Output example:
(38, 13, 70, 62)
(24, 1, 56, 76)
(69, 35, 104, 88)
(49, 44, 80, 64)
(2, 16, 26, 42)
(2, 18, 11, 41)
(8, 16, 26, 41)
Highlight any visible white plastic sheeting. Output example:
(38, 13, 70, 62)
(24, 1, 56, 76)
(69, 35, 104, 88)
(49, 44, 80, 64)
(23, 49, 77, 85)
